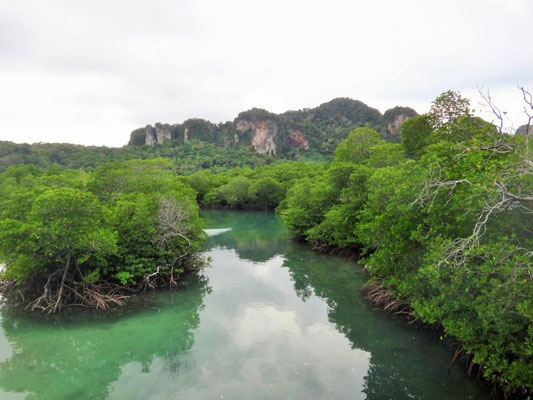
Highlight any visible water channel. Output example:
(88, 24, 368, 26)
(0, 210, 489, 399)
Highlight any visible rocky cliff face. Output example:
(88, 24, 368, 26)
(129, 98, 418, 156)
(145, 123, 172, 145)
(380, 106, 418, 142)
(288, 130, 309, 150)
(387, 114, 410, 137)
(236, 119, 278, 155)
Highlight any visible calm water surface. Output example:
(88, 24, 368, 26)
(0, 211, 489, 399)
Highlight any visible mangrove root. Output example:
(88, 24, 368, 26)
(362, 281, 413, 319)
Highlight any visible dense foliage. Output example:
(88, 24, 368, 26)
(183, 162, 326, 210)
(0, 140, 276, 174)
(0, 159, 205, 312)
(279, 92, 533, 396)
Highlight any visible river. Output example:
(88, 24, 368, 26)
(0, 210, 489, 399)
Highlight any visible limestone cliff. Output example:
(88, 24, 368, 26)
(387, 114, 410, 137)
(128, 98, 418, 156)
(236, 119, 278, 155)
(380, 106, 418, 142)
(288, 130, 309, 150)
(145, 123, 172, 145)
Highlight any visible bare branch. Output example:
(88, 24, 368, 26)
(411, 162, 472, 209)
(156, 197, 192, 248)
(478, 86, 505, 134)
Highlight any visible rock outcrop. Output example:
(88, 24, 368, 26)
(145, 123, 171, 145)
(129, 98, 419, 156)
(380, 107, 418, 142)
(288, 130, 309, 150)
(236, 119, 278, 155)
(387, 114, 410, 138)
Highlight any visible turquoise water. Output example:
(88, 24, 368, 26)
(0, 210, 489, 399)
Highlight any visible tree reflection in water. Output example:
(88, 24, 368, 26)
(0, 274, 210, 400)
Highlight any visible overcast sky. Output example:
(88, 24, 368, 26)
(1, 0, 532, 147)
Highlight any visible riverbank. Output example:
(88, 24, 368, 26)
(296, 240, 528, 400)
(0, 210, 492, 399)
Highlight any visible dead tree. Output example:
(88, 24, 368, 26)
(148, 196, 196, 287)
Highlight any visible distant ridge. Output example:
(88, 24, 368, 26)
(129, 98, 418, 157)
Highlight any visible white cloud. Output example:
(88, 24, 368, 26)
(0, 0, 531, 146)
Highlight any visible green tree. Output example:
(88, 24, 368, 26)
(248, 177, 285, 209)
(0, 188, 117, 313)
(217, 177, 252, 208)
(400, 115, 433, 158)
(428, 90, 470, 129)
(333, 127, 382, 163)
(0, 160, 205, 312)
(279, 174, 336, 237)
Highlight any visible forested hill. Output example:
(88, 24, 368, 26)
(0, 98, 418, 173)
(128, 98, 418, 157)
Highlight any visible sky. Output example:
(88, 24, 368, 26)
(1, 0, 532, 147)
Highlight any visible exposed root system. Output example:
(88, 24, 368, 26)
(0, 256, 206, 314)
(24, 281, 131, 313)
(362, 281, 414, 319)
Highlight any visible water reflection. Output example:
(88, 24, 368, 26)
(202, 210, 489, 399)
(203, 228, 232, 237)
(0, 210, 489, 400)
(202, 210, 289, 262)
(281, 245, 489, 399)
(0, 275, 209, 400)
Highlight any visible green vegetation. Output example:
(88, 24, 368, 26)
(399, 115, 433, 158)
(278, 91, 533, 396)
(184, 162, 326, 209)
(0, 139, 275, 174)
(0, 90, 530, 396)
(0, 156, 320, 314)
(0, 159, 205, 313)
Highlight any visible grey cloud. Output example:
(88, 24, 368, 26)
(0, 0, 532, 146)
